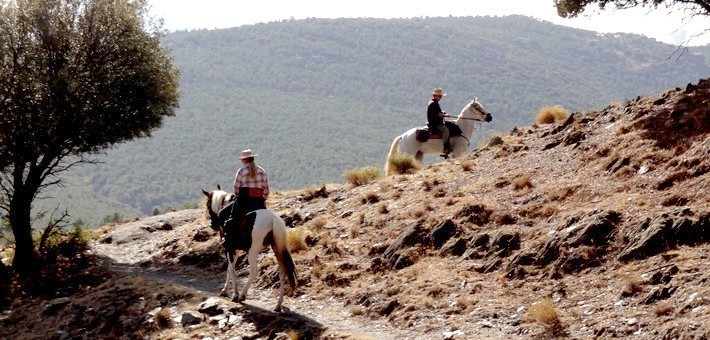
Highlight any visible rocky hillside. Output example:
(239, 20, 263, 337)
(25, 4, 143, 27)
(1, 79, 708, 339)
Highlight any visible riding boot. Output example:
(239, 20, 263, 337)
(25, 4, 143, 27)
(441, 141, 452, 158)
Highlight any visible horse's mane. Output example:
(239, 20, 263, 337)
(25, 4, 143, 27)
(210, 190, 232, 213)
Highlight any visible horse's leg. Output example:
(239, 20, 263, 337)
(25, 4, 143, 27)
(220, 250, 231, 296)
(238, 247, 260, 302)
(224, 251, 240, 300)
(275, 264, 286, 312)
(415, 151, 423, 162)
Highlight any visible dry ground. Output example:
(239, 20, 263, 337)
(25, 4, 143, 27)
(1, 79, 708, 339)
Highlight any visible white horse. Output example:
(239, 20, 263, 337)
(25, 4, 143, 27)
(385, 97, 493, 176)
(202, 187, 297, 312)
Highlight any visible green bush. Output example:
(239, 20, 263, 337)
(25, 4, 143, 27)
(35, 226, 93, 261)
(343, 166, 381, 187)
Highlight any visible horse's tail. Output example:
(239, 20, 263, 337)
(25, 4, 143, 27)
(385, 135, 402, 176)
(271, 215, 297, 291)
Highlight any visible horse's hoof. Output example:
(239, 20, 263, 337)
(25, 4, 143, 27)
(231, 295, 240, 303)
(273, 306, 282, 312)
(219, 290, 228, 297)
(236, 295, 246, 303)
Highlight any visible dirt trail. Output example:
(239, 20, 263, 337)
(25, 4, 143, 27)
(91, 210, 427, 339)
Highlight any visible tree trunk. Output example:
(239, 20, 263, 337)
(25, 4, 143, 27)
(10, 186, 37, 273)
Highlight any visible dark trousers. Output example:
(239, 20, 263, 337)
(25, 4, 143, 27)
(223, 188, 266, 249)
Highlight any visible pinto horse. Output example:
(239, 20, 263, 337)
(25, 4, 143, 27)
(385, 97, 493, 176)
(202, 187, 297, 312)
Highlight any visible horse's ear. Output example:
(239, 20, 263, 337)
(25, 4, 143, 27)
(202, 189, 210, 197)
(217, 184, 221, 190)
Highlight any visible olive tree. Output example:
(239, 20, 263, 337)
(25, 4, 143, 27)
(0, 0, 180, 272)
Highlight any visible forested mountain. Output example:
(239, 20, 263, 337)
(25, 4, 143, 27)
(29, 15, 710, 227)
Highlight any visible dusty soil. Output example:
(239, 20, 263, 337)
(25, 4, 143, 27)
(1, 79, 708, 339)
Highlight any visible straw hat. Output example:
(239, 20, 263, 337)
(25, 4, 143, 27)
(432, 88, 446, 97)
(239, 149, 258, 159)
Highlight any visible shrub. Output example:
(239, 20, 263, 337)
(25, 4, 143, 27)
(343, 166, 381, 187)
(360, 192, 380, 204)
(287, 227, 307, 253)
(536, 105, 569, 124)
(36, 225, 93, 261)
(152, 307, 173, 330)
(528, 298, 564, 333)
(511, 175, 533, 190)
(387, 154, 420, 175)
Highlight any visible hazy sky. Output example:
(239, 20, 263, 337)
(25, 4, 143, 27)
(148, 0, 709, 46)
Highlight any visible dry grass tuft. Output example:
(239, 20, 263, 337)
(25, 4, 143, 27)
(511, 175, 534, 191)
(287, 227, 308, 253)
(461, 160, 475, 171)
(528, 298, 564, 334)
(308, 217, 327, 230)
(343, 166, 381, 187)
(378, 203, 389, 214)
(621, 274, 644, 297)
(551, 186, 576, 201)
(361, 191, 380, 204)
(152, 307, 173, 330)
(653, 302, 674, 316)
(536, 105, 569, 124)
(535, 202, 558, 218)
(388, 154, 421, 175)
(409, 207, 425, 218)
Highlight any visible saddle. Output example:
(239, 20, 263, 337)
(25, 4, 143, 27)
(223, 211, 257, 251)
(415, 121, 463, 142)
(222, 188, 267, 251)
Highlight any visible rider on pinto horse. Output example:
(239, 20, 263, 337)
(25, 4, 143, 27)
(223, 149, 270, 249)
(427, 88, 452, 157)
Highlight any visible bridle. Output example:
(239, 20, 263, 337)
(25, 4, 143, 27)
(461, 102, 490, 121)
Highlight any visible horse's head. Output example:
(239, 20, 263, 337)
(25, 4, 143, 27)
(461, 97, 493, 122)
(202, 186, 235, 231)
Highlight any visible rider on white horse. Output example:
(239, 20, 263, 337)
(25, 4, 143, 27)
(427, 88, 452, 157)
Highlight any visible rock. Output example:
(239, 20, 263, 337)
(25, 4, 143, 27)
(304, 185, 328, 201)
(488, 231, 520, 255)
(198, 297, 224, 316)
(375, 299, 399, 316)
(192, 229, 212, 242)
(476, 255, 502, 273)
(381, 222, 427, 263)
(488, 136, 504, 147)
(454, 203, 492, 225)
(619, 211, 707, 262)
(439, 237, 467, 257)
(180, 311, 203, 327)
(471, 233, 490, 249)
(43, 297, 71, 315)
(648, 265, 679, 285)
(428, 219, 458, 248)
(643, 286, 677, 304)
(566, 210, 620, 247)
(562, 129, 586, 146)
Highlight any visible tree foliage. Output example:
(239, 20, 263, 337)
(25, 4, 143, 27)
(0, 0, 180, 272)
(554, 0, 710, 18)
